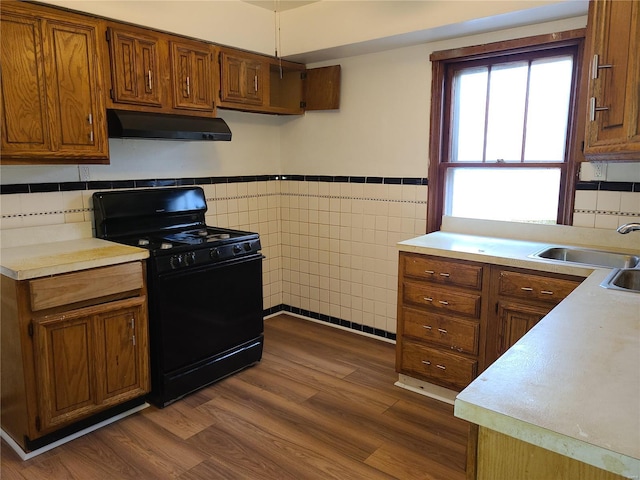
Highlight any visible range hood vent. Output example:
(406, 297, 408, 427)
(107, 109, 231, 141)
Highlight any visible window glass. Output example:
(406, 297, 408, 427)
(452, 67, 488, 162)
(445, 168, 561, 224)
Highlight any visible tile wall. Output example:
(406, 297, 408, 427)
(2, 177, 639, 340)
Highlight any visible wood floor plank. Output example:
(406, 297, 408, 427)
(1, 314, 469, 480)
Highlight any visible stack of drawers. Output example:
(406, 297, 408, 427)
(396, 252, 485, 391)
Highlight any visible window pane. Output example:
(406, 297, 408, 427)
(445, 168, 560, 223)
(485, 62, 529, 162)
(452, 67, 488, 162)
(524, 56, 573, 161)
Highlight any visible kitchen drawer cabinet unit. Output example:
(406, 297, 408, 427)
(0, 262, 150, 452)
(396, 252, 488, 391)
(584, 0, 640, 160)
(0, 1, 109, 164)
(484, 266, 583, 367)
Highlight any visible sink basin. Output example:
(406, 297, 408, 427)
(530, 246, 640, 269)
(600, 268, 640, 293)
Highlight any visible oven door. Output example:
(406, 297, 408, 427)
(149, 254, 263, 374)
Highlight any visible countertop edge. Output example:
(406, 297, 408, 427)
(454, 398, 640, 478)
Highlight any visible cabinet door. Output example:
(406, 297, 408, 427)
(304, 65, 341, 111)
(0, 12, 50, 156)
(95, 297, 149, 403)
(220, 52, 264, 106)
(495, 301, 548, 358)
(33, 313, 98, 431)
(585, 0, 640, 160)
(107, 27, 162, 107)
(171, 41, 214, 112)
(42, 18, 108, 157)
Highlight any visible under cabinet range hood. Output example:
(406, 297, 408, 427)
(107, 109, 232, 141)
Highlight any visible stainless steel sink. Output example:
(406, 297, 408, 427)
(530, 246, 640, 269)
(600, 268, 640, 293)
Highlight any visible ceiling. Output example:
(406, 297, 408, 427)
(243, 1, 319, 12)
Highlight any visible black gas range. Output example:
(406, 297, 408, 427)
(93, 187, 264, 407)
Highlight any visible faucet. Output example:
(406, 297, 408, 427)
(617, 222, 640, 234)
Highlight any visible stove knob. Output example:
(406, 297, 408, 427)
(210, 248, 220, 259)
(169, 254, 183, 269)
(233, 244, 242, 254)
(185, 252, 196, 266)
(243, 242, 252, 252)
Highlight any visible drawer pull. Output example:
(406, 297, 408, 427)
(439, 272, 450, 277)
(520, 287, 534, 292)
(541, 290, 554, 295)
(424, 270, 435, 274)
(436, 364, 446, 370)
(422, 325, 432, 330)
(422, 360, 431, 366)
(438, 300, 449, 305)
(438, 328, 447, 334)
(423, 297, 433, 302)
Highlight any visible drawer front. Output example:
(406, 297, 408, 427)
(30, 262, 144, 311)
(401, 341, 477, 390)
(402, 254, 483, 290)
(403, 281, 481, 318)
(497, 270, 580, 304)
(402, 308, 479, 355)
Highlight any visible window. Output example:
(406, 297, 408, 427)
(427, 31, 586, 232)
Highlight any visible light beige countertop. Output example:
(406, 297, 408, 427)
(1, 236, 149, 281)
(399, 218, 640, 478)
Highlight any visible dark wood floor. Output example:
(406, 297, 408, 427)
(1, 314, 469, 479)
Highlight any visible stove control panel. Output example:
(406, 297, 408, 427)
(156, 238, 262, 272)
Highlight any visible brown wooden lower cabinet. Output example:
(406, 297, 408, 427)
(396, 252, 584, 391)
(471, 426, 628, 480)
(1, 261, 150, 452)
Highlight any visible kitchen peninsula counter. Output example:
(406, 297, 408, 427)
(399, 218, 640, 479)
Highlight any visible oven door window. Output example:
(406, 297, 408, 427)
(153, 256, 263, 373)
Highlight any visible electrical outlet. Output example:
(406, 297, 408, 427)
(592, 162, 605, 179)
(79, 165, 90, 182)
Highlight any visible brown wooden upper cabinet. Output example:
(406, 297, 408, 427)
(170, 40, 215, 113)
(218, 47, 341, 115)
(106, 25, 163, 108)
(584, 0, 640, 160)
(0, 1, 109, 164)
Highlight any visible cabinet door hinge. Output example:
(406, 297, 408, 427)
(300, 101, 306, 109)
(581, 141, 584, 153)
(28, 322, 34, 337)
(35, 416, 41, 431)
(300, 72, 307, 80)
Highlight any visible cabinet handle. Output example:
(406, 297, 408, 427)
(186, 76, 190, 96)
(421, 360, 431, 366)
(132, 334, 136, 346)
(520, 287, 534, 292)
(436, 364, 446, 370)
(591, 54, 613, 79)
(424, 270, 435, 275)
(438, 300, 449, 305)
(148, 70, 153, 90)
(439, 272, 450, 277)
(438, 328, 447, 334)
(87, 113, 92, 125)
(541, 290, 554, 295)
(254, 75, 258, 92)
(589, 97, 609, 121)
(422, 325, 432, 330)
(89, 131, 94, 142)
(423, 297, 433, 302)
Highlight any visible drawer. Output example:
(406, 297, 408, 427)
(402, 307, 479, 355)
(29, 262, 144, 311)
(400, 341, 477, 390)
(497, 270, 580, 304)
(403, 281, 481, 319)
(402, 253, 483, 290)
